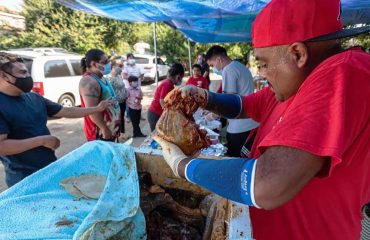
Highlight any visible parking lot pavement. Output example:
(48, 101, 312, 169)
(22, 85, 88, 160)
(0, 78, 221, 192)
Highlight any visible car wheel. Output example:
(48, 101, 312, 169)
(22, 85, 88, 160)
(58, 94, 75, 107)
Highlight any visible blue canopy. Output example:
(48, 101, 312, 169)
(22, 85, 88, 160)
(57, 0, 370, 43)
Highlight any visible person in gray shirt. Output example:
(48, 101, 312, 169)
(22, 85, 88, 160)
(206, 45, 259, 157)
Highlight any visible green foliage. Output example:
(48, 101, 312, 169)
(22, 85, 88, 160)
(151, 23, 190, 63)
(356, 35, 370, 50)
(142, 23, 253, 67)
(0, 0, 137, 54)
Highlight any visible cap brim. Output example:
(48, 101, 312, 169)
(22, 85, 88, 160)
(307, 25, 370, 42)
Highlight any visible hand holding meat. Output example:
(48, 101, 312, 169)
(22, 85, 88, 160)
(177, 85, 208, 108)
(156, 89, 210, 155)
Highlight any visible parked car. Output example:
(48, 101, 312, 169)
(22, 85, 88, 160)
(122, 54, 170, 82)
(8, 47, 70, 54)
(6, 50, 83, 107)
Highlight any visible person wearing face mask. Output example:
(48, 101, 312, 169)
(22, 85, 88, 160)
(122, 53, 143, 88)
(147, 63, 184, 132)
(107, 61, 128, 141)
(122, 53, 144, 122)
(206, 45, 259, 157)
(126, 76, 146, 138)
(79, 49, 121, 142)
(0, 52, 113, 187)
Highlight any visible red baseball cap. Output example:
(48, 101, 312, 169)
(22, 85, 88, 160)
(252, 0, 370, 48)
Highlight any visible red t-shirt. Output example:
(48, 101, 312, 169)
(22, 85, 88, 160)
(242, 48, 370, 240)
(149, 79, 174, 116)
(186, 76, 209, 90)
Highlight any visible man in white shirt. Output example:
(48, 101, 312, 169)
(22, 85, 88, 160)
(206, 45, 259, 157)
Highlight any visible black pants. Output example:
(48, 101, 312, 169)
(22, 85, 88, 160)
(119, 101, 126, 133)
(128, 107, 144, 136)
(226, 130, 251, 157)
(147, 109, 160, 132)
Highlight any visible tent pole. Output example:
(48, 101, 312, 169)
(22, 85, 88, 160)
(153, 22, 158, 86)
(188, 39, 192, 77)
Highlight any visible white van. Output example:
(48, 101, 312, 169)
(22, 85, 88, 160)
(135, 54, 170, 81)
(6, 50, 83, 107)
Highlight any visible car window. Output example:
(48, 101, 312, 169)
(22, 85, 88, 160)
(70, 59, 83, 76)
(153, 58, 165, 65)
(134, 57, 149, 64)
(44, 60, 71, 78)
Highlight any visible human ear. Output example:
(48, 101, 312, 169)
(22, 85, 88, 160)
(288, 42, 308, 68)
(91, 61, 99, 69)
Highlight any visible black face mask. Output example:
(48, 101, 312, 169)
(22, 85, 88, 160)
(5, 72, 33, 93)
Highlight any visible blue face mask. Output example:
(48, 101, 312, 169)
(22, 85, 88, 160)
(103, 63, 111, 75)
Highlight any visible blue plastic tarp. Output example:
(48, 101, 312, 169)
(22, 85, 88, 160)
(57, 0, 370, 43)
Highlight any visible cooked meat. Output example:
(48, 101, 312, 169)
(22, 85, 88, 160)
(156, 89, 210, 156)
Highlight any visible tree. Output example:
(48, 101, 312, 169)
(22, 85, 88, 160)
(0, 0, 137, 54)
(141, 23, 254, 70)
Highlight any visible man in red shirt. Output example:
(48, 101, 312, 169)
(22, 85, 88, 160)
(147, 63, 184, 131)
(186, 64, 209, 90)
(153, 0, 370, 239)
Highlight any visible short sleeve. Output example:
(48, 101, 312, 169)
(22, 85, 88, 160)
(259, 61, 370, 176)
(43, 97, 62, 117)
(0, 112, 9, 134)
(159, 82, 173, 99)
(242, 87, 276, 122)
(222, 67, 238, 93)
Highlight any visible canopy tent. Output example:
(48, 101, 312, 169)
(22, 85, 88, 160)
(57, 0, 370, 43)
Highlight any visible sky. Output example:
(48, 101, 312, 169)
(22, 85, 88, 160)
(0, 0, 23, 12)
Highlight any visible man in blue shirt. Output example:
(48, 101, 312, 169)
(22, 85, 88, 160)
(0, 52, 112, 186)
